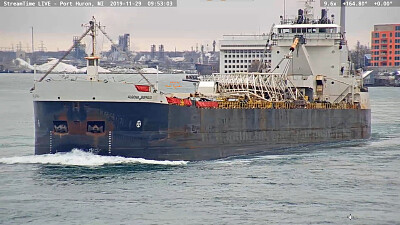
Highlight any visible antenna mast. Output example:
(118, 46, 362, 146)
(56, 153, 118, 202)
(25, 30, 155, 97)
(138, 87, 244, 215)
(31, 27, 34, 64)
(340, 0, 346, 38)
(88, 17, 96, 56)
(284, 0, 286, 22)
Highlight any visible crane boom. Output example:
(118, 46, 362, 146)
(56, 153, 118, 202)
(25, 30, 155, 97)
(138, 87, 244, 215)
(30, 27, 91, 91)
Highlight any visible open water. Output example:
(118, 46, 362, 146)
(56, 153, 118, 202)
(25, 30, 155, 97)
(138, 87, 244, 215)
(0, 74, 399, 225)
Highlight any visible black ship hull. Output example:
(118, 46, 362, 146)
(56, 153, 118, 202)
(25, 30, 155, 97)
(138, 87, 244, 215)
(34, 101, 371, 161)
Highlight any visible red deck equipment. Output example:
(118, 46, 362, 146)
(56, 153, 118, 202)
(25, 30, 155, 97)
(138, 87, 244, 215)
(135, 85, 150, 92)
(196, 101, 218, 108)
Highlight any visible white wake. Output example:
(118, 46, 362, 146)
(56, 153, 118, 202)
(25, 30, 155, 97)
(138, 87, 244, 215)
(0, 149, 187, 166)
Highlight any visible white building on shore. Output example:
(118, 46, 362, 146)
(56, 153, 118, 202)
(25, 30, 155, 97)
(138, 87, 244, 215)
(219, 34, 271, 74)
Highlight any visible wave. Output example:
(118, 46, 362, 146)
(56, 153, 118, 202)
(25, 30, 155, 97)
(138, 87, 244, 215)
(368, 136, 400, 148)
(0, 149, 187, 166)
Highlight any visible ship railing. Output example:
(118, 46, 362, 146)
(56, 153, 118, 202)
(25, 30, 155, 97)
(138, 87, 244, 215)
(273, 33, 341, 40)
(305, 102, 360, 110)
(202, 72, 286, 82)
(218, 101, 275, 109)
(33, 74, 148, 84)
(184, 101, 360, 110)
(279, 18, 324, 25)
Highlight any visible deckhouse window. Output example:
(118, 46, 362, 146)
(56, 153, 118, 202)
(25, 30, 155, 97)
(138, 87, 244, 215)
(306, 28, 317, 33)
(325, 28, 334, 33)
(88, 59, 95, 66)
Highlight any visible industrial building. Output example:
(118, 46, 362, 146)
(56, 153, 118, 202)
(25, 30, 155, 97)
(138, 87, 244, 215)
(118, 34, 130, 52)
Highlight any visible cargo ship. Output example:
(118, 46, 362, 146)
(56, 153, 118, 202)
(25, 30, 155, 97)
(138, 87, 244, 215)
(32, 1, 371, 161)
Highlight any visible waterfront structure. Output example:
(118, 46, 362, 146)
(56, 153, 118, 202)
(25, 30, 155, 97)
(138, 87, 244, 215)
(370, 24, 400, 67)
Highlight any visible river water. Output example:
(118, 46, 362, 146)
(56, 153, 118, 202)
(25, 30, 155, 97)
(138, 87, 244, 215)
(0, 74, 399, 225)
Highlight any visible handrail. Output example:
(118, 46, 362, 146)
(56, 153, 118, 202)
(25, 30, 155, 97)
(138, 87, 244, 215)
(273, 33, 341, 40)
(168, 99, 360, 110)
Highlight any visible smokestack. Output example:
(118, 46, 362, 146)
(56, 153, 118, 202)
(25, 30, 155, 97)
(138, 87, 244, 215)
(297, 9, 304, 24)
(321, 9, 327, 24)
(340, 0, 346, 35)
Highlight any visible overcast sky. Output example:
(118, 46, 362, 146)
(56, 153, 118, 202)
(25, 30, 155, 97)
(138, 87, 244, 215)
(0, 0, 398, 52)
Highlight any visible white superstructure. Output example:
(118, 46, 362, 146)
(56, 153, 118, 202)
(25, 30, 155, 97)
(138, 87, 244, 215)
(270, 1, 369, 106)
(212, 0, 369, 109)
